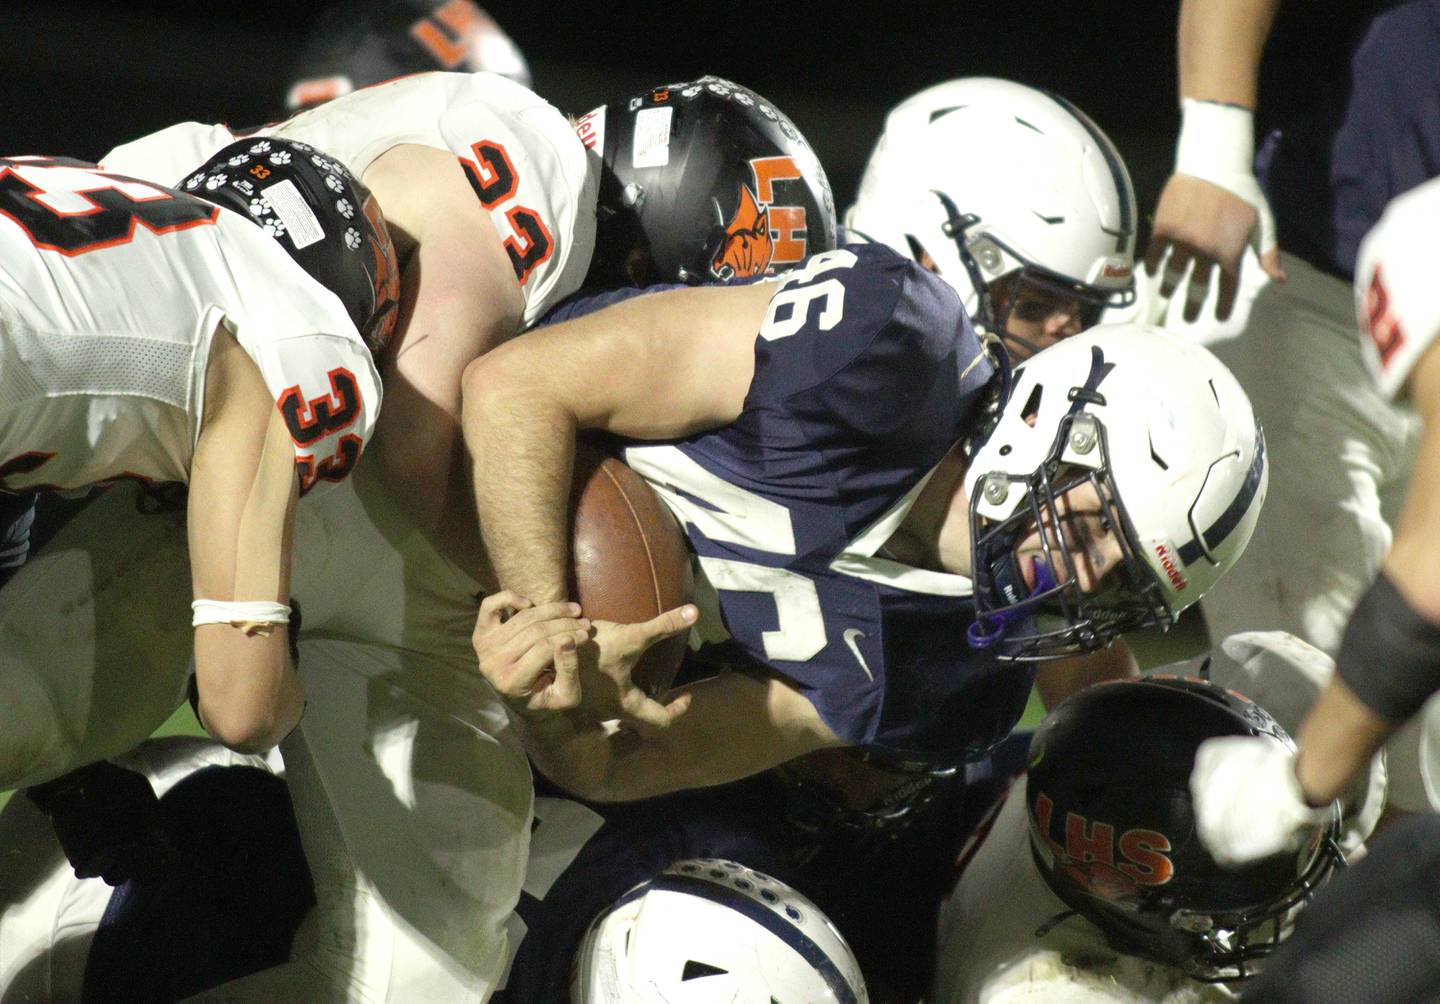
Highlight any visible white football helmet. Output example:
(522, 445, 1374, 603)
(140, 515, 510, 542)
(571, 859, 868, 1003)
(962, 324, 1266, 660)
(846, 77, 1137, 355)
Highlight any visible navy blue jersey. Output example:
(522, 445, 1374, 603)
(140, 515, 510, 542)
(1258, 0, 1440, 280)
(611, 244, 1023, 761)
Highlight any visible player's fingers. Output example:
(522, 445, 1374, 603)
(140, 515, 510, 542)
(1183, 260, 1215, 323)
(494, 601, 584, 638)
(546, 635, 583, 707)
(1214, 267, 1240, 322)
(619, 689, 691, 735)
(496, 615, 591, 660)
(1258, 245, 1287, 283)
(1142, 234, 1171, 277)
(477, 590, 531, 628)
(632, 604, 699, 650)
(1158, 246, 1193, 300)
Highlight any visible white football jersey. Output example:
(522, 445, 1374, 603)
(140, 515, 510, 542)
(0, 157, 380, 495)
(1355, 176, 1440, 399)
(102, 71, 598, 326)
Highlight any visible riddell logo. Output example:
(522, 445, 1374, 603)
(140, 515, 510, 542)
(1154, 543, 1187, 591)
(1102, 262, 1133, 279)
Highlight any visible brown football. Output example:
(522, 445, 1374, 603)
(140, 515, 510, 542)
(569, 439, 694, 698)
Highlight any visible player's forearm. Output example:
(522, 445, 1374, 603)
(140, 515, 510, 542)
(1177, 0, 1280, 109)
(461, 353, 574, 604)
(1293, 676, 1390, 805)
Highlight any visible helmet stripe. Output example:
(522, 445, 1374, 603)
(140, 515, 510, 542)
(1179, 419, 1266, 565)
(648, 872, 860, 1003)
(1044, 91, 1135, 251)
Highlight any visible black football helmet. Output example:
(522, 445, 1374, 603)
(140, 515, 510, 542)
(578, 75, 837, 288)
(285, 0, 530, 111)
(180, 138, 401, 356)
(1026, 675, 1343, 981)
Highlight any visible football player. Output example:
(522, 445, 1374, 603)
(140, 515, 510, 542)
(12, 75, 837, 1001)
(101, 69, 596, 561)
(285, 0, 531, 112)
(1157, 1, 1435, 688)
(463, 241, 1267, 798)
(845, 77, 1137, 362)
(0, 139, 394, 790)
(1192, 174, 1440, 871)
(935, 632, 1384, 1003)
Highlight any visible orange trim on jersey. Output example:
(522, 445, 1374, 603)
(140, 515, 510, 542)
(503, 204, 554, 286)
(0, 164, 219, 258)
(464, 140, 520, 208)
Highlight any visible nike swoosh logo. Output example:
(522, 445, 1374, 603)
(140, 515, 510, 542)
(843, 628, 874, 682)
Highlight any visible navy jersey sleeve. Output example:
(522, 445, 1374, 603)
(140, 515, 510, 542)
(533, 282, 684, 327)
(746, 243, 991, 443)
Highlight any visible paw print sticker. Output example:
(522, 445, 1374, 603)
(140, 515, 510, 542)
(247, 197, 269, 217)
(269, 150, 292, 165)
(227, 153, 250, 167)
(335, 197, 354, 219)
(310, 154, 333, 172)
(204, 173, 228, 190)
(184, 172, 205, 190)
(344, 227, 362, 250)
(263, 219, 288, 239)
(324, 174, 344, 193)
(249, 140, 272, 154)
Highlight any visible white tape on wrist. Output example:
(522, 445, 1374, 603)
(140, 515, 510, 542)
(1174, 98, 1276, 257)
(191, 599, 291, 627)
(1176, 98, 1255, 178)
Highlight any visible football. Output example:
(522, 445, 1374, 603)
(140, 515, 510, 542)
(569, 438, 695, 698)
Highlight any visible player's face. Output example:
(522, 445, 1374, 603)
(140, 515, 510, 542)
(1012, 480, 1125, 595)
(991, 273, 1086, 357)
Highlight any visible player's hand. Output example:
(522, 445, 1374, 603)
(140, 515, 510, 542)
(1144, 173, 1286, 323)
(1190, 735, 1334, 867)
(577, 605, 698, 732)
(472, 590, 591, 711)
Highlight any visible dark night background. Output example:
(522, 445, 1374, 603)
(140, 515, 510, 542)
(2, 1, 1364, 245)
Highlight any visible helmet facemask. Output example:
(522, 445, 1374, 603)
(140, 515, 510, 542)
(930, 191, 1132, 360)
(967, 411, 1172, 661)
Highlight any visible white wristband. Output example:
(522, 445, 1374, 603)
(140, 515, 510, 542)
(1173, 98, 1277, 260)
(1176, 98, 1255, 179)
(192, 599, 291, 628)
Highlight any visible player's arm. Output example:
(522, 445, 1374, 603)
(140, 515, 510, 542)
(460, 281, 773, 715)
(1034, 638, 1139, 711)
(1292, 337, 1440, 802)
(359, 143, 525, 563)
(186, 328, 304, 754)
(522, 668, 844, 803)
(462, 280, 771, 602)
(1145, 0, 1286, 321)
